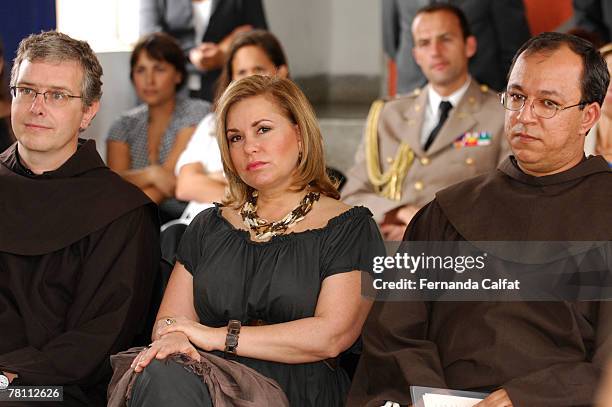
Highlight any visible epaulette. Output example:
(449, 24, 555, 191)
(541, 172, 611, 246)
(390, 87, 422, 101)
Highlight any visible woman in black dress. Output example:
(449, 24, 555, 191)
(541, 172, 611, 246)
(129, 75, 384, 406)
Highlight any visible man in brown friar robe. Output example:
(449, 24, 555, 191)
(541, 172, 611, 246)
(348, 33, 612, 407)
(0, 32, 160, 405)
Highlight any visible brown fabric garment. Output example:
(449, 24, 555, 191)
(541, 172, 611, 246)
(0, 140, 160, 405)
(107, 347, 289, 407)
(0, 139, 151, 255)
(436, 155, 611, 241)
(348, 156, 612, 407)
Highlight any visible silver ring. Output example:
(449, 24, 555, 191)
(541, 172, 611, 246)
(164, 318, 175, 326)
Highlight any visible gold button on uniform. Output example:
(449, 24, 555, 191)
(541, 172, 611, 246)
(465, 157, 474, 165)
(386, 156, 393, 164)
(414, 181, 424, 191)
(420, 157, 430, 165)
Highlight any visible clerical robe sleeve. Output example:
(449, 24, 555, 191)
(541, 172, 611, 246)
(0, 206, 159, 384)
(348, 202, 450, 406)
(504, 301, 612, 406)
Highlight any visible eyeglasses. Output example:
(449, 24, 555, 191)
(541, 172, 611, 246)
(499, 91, 586, 119)
(10, 86, 83, 107)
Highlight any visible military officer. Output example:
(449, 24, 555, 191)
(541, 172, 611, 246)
(343, 3, 508, 240)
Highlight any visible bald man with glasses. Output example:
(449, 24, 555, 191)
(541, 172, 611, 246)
(350, 32, 612, 407)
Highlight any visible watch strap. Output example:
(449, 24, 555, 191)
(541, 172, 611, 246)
(224, 319, 241, 357)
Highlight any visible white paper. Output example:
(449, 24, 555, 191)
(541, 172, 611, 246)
(422, 393, 483, 407)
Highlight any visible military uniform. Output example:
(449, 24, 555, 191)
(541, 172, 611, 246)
(342, 80, 508, 223)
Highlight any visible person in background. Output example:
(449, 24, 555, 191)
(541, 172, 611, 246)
(107, 32, 210, 223)
(586, 43, 612, 165)
(343, 4, 508, 240)
(573, 0, 612, 44)
(174, 29, 289, 222)
(0, 31, 159, 406)
(0, 38, 14, 151)
(349, 32, 612, 407)
(140, 0, 268, 102)
(383, 0, 530, 94)
(123, 75, 384, 406)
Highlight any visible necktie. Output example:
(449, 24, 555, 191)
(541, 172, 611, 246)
(424, 100, 453, 151)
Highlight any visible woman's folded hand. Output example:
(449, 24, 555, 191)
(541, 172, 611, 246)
(130, 332, 200, 372)
(156, 316, 225, 353)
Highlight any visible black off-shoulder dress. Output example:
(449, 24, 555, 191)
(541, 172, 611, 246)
(164, 204, 384, 406)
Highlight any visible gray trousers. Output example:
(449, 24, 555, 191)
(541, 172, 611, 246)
(129, 359, 213, 407)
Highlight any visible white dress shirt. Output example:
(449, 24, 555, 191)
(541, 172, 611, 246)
(419, 78, 472, 146)
(174, 112, 225, 222)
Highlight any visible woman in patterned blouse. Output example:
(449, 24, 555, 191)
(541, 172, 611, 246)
(106, 33, 210, 222)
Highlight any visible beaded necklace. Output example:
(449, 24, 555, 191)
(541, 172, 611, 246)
(240, 190, 320, 240)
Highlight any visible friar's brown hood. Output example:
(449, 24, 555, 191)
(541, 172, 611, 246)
(0, 139, 154, 255)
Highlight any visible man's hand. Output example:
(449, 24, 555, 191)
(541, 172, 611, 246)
(218, 24, 253, 53)
(189, 46, 206, 70)
(475, 389, 513, 407)
(198, 42, 225, 70)
(380, 223, 407, 241)
(380, 204, 421, 240)
(190, 24, 254, 71)
(596, 364, 612, 406)
(189, 42, 225, 71)
(395, 205, 420, 225)
(2, 371, 17, 383)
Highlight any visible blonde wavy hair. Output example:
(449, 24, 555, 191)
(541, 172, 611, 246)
(216, 75, 340, 208)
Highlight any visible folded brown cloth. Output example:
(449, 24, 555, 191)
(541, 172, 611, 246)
(107, 347, 289, 407)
